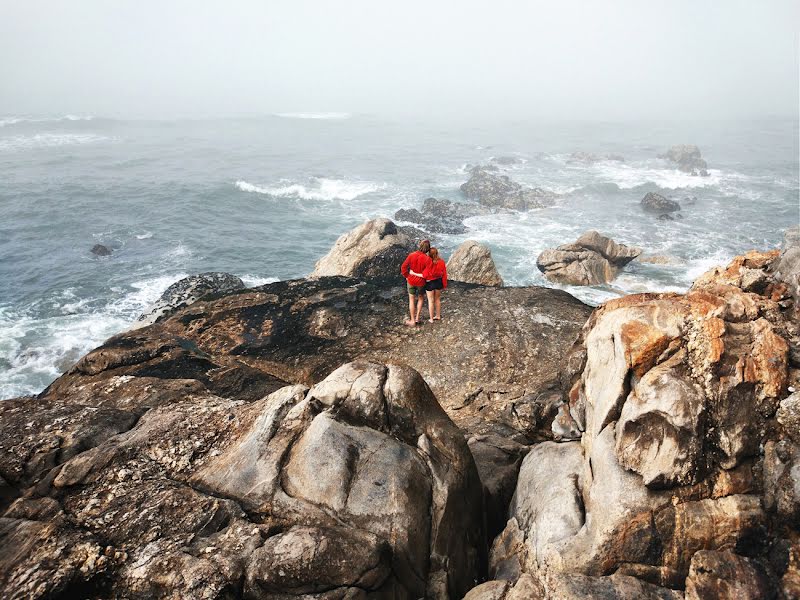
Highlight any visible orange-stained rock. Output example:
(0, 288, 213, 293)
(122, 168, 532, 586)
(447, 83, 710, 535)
(620, 320, 673, 376)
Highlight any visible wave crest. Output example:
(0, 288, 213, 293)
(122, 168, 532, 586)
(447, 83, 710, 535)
(274, 112, 351, 120)
(235, 178, 383, 201)
(0, 115, 95, 127)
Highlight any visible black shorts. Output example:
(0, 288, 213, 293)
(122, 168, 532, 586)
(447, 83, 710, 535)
(425, 278, 444, 291)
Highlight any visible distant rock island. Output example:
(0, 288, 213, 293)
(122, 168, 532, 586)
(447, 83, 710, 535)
(1, 219, 799, 599)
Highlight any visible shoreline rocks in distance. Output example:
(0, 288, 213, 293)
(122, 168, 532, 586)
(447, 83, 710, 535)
(460, 165, 558, 211)
(132, 272, 245, 329)
(536, 230, 642, 286)
(659, 144, 709, 176)
(568, 151, 625, 164)
(447, 240, 504, 287)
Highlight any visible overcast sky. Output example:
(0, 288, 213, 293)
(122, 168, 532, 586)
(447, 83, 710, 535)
(0, 0, 797, 120)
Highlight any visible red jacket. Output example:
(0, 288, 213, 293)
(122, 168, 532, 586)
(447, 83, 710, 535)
(423, 260, 447, 289)
(401, 251, 431, 287)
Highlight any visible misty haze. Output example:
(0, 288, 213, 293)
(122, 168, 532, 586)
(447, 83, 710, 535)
(0, 1, 799, 599)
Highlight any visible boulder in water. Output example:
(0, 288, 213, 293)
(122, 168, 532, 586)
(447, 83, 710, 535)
(460, 166, 556, 211)
(310, 218, 415, 279)
(133, 272, 245, 329)
(536, 230, 641, 286)
(447, 240, 504, 287)
(394, 204, 469, 235)
(90, 244, 112, 256)
(660, 144, 709, 175)
(641, 191, 681, 213)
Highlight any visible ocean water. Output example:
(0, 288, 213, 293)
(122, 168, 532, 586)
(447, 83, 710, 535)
(0, 113, 797, 398)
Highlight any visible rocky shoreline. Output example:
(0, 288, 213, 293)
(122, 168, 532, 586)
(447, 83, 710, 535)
(2, 217, 799, 599)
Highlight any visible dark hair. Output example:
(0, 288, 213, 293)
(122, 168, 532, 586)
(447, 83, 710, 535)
(419, 240, 431, 254)
(429, 247, 439, 263)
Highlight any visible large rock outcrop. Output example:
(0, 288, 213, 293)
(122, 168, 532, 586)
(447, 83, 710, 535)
(484, 247, 799, 596)
(133, 272, 246, 329)
(447, 240, 504, 287)
(536, 230, 641, 286)
(32, 276, 591, 445)
(460, 166, 556, 211)
(773, 226, 800, 306)
(660, 145, 709, 176)
(310, 218, 416, 279)
(0, 362, 486, 599)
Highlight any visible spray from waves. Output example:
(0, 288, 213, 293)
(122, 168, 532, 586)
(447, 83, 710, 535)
(241, 275, 280, 287)
(0, 133, 113, 152)
(586, 161, 723, 190)
(0, 115, 95, 127)
(0, 270, 286, 399)
(235, 178, 384, 201)
(274, 112, 351, 120)
(0, 274, 185, 399)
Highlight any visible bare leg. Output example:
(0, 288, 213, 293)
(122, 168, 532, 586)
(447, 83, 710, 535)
(435, 290, 442, 319)
(405, 294, 416, 326)
(415, 295, 425, 323)
(426, 290, 435, 322)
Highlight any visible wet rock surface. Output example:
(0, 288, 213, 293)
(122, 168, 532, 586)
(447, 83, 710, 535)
(641, 191, 681, 213)
(89, 244, 112, 256)
(536, 230, 641, 286)
(447, 240, 504, 287)
(134, 272, 246, 329)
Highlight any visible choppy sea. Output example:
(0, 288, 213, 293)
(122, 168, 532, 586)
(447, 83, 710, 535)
(1, 113, 797, 398)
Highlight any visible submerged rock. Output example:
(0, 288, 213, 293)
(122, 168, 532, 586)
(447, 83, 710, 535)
(641, 191, 681, 213)
(310, 217, 416, 279)
(447, 240, 504, 287)
(536, 230, 641, 286)
(460, 166, 557, 210)
(90, 244, 112, 256)
(133, 272, 245, 329)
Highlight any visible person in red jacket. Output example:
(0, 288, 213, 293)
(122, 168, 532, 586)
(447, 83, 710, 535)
(421, 247, 447, 323)
(400, 239, 432, 326)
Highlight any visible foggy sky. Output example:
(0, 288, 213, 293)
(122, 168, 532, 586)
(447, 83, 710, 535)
(1, 0, 798, 120)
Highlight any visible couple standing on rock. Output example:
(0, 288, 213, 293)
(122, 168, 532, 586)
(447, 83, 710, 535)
(401, 239, 447, 326)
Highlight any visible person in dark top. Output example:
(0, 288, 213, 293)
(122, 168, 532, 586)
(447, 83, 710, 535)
(421, 247, 447, 323)
(400, 239, 432, 326)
